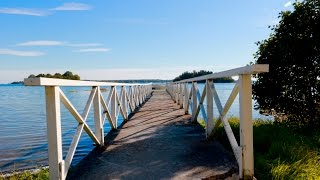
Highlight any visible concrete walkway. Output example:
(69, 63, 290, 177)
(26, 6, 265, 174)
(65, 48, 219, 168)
(67, 90, 237, 180)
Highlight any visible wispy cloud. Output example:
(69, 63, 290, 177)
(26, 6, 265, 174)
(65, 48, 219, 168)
(0, 3, 92, 16)
(66, 43, 103, 47)
(105, 18, 168, 25)
(75, 48, 111, 52)
(284, 1, 292, 8)
(0, 8, 48, 16)
(16, 41, 103, 48)
(17, 40, 65, 46)
(51, 3, 92, 11)
(0, 48, 45, 56)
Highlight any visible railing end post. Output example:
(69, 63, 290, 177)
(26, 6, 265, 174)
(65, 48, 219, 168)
(239, 74, 254, 179)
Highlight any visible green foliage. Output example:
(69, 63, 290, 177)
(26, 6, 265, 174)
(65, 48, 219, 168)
(210, 117, 320, 179)
(252, 0, 320, 127)
(172, 70, 234, 83)
(28, 71, 80, 80)
(27, 74, 36, 78)
(0, 168, 49, 180)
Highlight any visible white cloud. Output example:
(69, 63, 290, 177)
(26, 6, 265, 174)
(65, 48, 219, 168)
(75, 48, 111, 52)
(0, 48, 45, 57)
(284, 1, 292, 8)
(17, 40, 65, 46)
(66, 43, 103, 47)
(0, 3, 92, 17)
(0, 8, 48, 16)
(51, 3, 92, 11)
(16, 41, 104, 48)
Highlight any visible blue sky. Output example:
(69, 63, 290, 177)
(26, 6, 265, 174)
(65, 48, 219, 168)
(0, 0, 294, 83)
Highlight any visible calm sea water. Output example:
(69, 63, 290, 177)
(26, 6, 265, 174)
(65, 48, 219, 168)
(0, 83, 271, 172)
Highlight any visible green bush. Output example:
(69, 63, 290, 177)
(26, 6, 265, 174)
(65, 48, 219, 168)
(202, 117, 320, 179)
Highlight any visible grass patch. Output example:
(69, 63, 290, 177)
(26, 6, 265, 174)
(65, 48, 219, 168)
(199, 117, 320, 179)
(0, 168, 49, 180)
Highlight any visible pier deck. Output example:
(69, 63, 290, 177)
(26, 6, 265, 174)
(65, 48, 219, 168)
(67, 90, 237, 179)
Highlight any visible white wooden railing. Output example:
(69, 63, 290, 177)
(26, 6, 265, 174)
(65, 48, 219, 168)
(24, 78, 152, 180)
(166, 64, 269, 179)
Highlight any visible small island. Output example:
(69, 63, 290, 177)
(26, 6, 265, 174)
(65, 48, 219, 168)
(10, 71, 81, 85)
(27, 71, 80, 80)
(173, 70, 235, 83)
(10, 81, 24, 84)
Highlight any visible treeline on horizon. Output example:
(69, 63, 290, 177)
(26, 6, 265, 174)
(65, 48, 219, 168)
(173, 70, 235, 83)
(100, 79, 171, 83)
(28, 71, 80, 80)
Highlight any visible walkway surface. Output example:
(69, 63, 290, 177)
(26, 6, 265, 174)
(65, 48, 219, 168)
(67, 90, 237, 180)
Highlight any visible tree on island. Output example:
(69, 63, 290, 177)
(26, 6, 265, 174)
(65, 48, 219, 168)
(252, 0, 320, 127)
(173, 70, 234, 83)
(28, 71, 80, 80)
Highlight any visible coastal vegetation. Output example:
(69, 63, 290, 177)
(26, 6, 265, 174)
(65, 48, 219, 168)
(199, 117, 320, 179)
(172, 70, 234, 83)
(0, 168, 48, 180)
(28, 71, 80, 80)
(252, 0, 320, 128)
(2, 0, 319, 179)
(196, 1, 320, 179)
(202, 0, 320, 179)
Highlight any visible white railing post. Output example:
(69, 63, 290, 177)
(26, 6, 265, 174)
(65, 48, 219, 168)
(45, 86, 64, 180)
(93, 86, 104, 145)
(142, 86, 145, 102)
(206, 80, 214, 138)
(143, 86, 147, 101)
(179, 83, 184, 109)
(183, 83, 189, 114)
(121, 86, 128, 120)
(145, 86, 147, 99)
(135, 86, 139, 108)
(139, 86, 143, 105)
(176, 84, 179, 105)
(192, 82, 197, 122)
(173, 84, 176, 102)
(135, 86, 138, 108)
(111, 86, 117, 129)
(137, 86, 140, 106)
(239, 74, 254, 179)
(131, 86, 135, 110)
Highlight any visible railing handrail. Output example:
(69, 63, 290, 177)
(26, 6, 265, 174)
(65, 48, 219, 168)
(174, 64, 269, 83)
(166, 64, 269, 179)
(23, 77, 152, 180)
(24, 77, 153, 86)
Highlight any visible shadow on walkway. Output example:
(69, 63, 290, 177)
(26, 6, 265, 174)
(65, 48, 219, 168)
(67, 90, 237, 180)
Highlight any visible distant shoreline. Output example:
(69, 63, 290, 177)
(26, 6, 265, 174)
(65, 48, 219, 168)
(7, 79, 238, 85)
(10, 81, 24, 85)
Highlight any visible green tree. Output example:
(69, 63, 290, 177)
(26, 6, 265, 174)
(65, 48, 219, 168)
(252, 0, 320, 126)
(45, 73, 53, 78)
(36, 74, 45, 78)
(72, 74, 80, 80)
(28, 71, 80, 80)
(173, 70, 212, 82)
(62, 71, 74, 79)
(28, 74, 36, 78)
(53, 73, 63, 79)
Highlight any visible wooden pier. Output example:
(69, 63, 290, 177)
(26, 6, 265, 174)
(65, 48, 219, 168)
(67, 90, 237, 179)
(24, 64, 269, 180)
